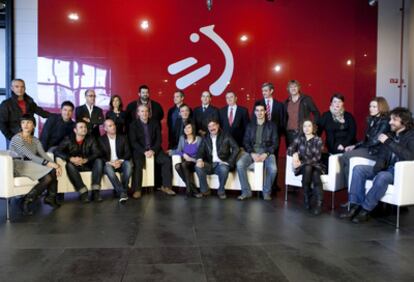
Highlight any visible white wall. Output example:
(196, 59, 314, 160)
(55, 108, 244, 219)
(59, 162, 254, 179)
(0, 28, 5, 88)
(377, 0, 410, 109)
(408, 0, 414, 112)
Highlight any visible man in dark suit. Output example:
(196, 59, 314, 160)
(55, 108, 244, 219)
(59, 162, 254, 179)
(99, 119, 132, 203)
(168, 104, 193, 151)
(125, 85, 164, 131)
(129, 104, 174, 199)
(219, 91, 250, 148)
(0, 79, 50, 141)
(167, 90, 190, 149)
(75, 89, 104, 139)
(40, 101, 75, 152)
(193, 91, 219, 136)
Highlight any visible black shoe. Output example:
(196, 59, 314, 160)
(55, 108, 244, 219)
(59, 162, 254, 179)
(340, 201, 349, 208)
(92, 190, 103, 202)
(312, 203, 323, 216)
(21, 198, 34, 216)
(304, 197, 311, 210)
(339, 204, 361, 219)
(201, 190, 211, 197)
(80, 192, 90, 203)
(352, 209, 370, 223)
(44, 196, 61, 209)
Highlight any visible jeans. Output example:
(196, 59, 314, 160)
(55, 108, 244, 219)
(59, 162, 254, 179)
(132, 151, 172, 191)
(349, 165, 394, 211)
(104, 160, 132, 196)
(66, 158, 104, 194)
(195, 162, 230, 194)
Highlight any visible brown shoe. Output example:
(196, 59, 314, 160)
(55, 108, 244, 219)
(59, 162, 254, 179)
(201, 190, 211, 197)
(160, 186, 176, 196)
(132, 191, 142, 199)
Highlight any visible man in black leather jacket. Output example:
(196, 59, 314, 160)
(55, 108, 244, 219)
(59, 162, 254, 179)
(195, 118, 240, 199)
(236, 103, 278, 201)
(341, 107, 414, 223)
(55, 121, 104, 203)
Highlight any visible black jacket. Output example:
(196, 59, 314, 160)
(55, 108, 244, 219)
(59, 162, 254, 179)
(98, 134, 131, 162)
(373, 129, 414, 173)
(125, 99, 164, 131)
(55, 135, 101, 163)
(0, 93, 50, 140)
(167, 105, 193, 149)
(196, 130, 240, 169)
(253, 98, 286, 135)
(317, 111, 357, 154)
(193, 105, 220, 134)
(355, 115, 390, 155)
(243, 120, 279, 155)
(75, 105, 104, 138)
(284, 94, 320, 130)
(128, 119, 162, 159)
(219, 105, 250, 147)
(40, 114, 75, 151)
(105, 110, 126, 135)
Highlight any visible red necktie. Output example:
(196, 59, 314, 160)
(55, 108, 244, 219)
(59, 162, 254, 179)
(266, 100, 271, 121)
(229, 107, 234, 126)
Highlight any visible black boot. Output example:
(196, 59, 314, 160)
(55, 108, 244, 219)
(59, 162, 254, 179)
(80, 192, 90, 203)
(303, 185, 312, 210)
(21, 197, 34, 216)
(339, 204, 361, 219)
(92, 190, 103, 202)
(312, 201, 323, 216)
(312, 184, 323, 215)
(352, 209, 370, 223)
(44, 195, 61, 209)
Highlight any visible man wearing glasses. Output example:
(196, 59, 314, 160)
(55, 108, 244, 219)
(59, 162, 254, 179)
(75, 89, 104, 138)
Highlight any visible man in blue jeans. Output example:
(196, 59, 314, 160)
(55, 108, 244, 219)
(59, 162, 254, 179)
(340, 107, 414, 223)
(195, 119, 240, 199)
(99, 119, 132, 203)
(237, 103, 278, 201)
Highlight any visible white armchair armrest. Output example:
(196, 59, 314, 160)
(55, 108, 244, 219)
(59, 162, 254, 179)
(392, 161, 414, 206)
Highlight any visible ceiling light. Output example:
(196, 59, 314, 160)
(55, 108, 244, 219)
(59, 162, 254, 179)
(68, 13, 79, 21)
(140, 20, 149, 30)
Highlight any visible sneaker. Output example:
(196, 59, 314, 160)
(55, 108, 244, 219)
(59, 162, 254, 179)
(132, 191, 142, 199)
(160, 186, 176, 196)
(263, 194, 272, 201)
(119, 193, 128, 204)
(80, 192, 90, 203)
(237, 194, 252, 201)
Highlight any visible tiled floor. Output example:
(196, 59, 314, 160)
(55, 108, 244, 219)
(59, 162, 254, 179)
(1, 189, 414, 282)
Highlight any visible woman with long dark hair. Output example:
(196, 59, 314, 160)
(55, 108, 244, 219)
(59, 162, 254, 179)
(10, 114, 62, 215)
(106, 95, 126, 134)
(288, 120, 325, 215)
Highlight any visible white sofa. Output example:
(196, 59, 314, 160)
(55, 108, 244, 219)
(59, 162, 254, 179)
(348, 157, 414, 229)
(0, 150, 154, 221)
(284, 154, 345, 209)
(171, 155, 264, 191)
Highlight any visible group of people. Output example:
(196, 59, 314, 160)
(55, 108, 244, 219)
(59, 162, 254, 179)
(1, 78, 413, 223)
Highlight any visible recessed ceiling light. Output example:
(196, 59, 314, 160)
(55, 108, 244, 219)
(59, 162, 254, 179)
(140, 20, 149, 30)
(68, 13, 79, 21)
(240, 35, 248, 42)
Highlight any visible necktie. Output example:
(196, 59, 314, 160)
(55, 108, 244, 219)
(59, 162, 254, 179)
(266, 100, 271, 121)
(229, 107, 234, 126)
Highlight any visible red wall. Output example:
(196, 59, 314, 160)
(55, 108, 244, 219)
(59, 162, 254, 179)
(38, 0, 377, 147)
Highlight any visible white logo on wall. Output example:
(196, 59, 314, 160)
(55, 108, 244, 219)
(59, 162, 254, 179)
(168, 25, 234, 96)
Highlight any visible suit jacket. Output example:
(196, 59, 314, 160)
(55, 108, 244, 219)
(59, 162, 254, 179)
(167, 105, 193, 149)
(0, 93, 50, 140)
(193, 105, 220, 134)
(128, 119, 162, 160)
(75, 104, 104, 138)
(219, 105, 250, 147)
(253, 98, 286, 135)
(98, 134, 131, 162)
(40, 114, 75, 151)
(125, 99, 164, 132)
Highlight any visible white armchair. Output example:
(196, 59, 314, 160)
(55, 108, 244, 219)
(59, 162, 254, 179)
(56, 156, 154, 193)
(285, 154, 345, 209)
(171, 155, 264, 191)
(348, 157, 414, 229)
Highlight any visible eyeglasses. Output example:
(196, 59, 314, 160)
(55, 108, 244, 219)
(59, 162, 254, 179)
(87, 95, 96, 97)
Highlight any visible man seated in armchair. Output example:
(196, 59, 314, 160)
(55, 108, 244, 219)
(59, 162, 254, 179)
(340, 107, 414, 223)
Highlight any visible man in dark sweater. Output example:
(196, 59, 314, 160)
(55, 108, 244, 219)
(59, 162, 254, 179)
(0, 79, 50, 141)
(340, 107, 414, 223)
(40, 101, 75, 152)
(284, 80, 320, 147)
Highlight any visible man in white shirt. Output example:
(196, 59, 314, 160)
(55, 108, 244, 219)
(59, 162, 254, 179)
(195, 119, 240, 199)
(75, 89, 104, 138)
(99, 119, 132, 203)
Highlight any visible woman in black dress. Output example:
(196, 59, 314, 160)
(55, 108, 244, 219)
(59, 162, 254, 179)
(106, 95, 126, 134)
(288, 120, 325, 215)
(318, 93, 357, 155)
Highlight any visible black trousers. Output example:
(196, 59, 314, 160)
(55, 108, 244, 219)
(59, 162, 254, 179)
(132, 151, 172, 191)
(174, 161, 197, 192)
(301, 165, 323, 202)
